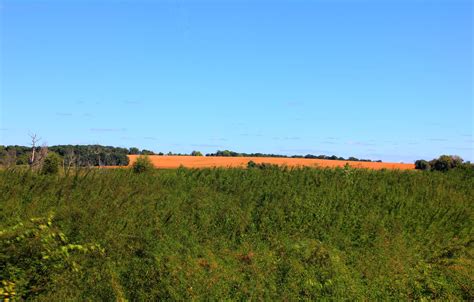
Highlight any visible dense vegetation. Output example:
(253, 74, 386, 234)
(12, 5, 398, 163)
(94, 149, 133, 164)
(415, 155, 473, 172)
(0, 145, 132, 167)
(1, 166, 472, 300)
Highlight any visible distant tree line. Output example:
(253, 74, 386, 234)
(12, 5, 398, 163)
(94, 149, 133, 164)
(0, 145, 131, 167)
(206, 150, 381, 162)
(0, 145, 31, 166)
(415, 155, 473, 172)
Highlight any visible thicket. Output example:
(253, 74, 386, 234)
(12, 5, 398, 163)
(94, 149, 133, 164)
(0, 167, 472, 300)
(0, 145, 130, 167)
(41, 153, 61, 175)
(415, 155, 473, 172)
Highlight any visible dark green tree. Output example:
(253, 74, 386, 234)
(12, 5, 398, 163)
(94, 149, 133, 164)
(415, 160, 430, 170)
(141, 150, 155, 155)
(430, 155, 463, 172)
(41, 153, 61, 175)
(129, 147, 140, 155)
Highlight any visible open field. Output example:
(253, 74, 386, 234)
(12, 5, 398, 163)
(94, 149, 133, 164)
(128, 155, 415, 170)
(1, 167, 472, 300)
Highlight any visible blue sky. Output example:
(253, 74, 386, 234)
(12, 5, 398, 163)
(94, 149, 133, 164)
(1, 0, 472, 162)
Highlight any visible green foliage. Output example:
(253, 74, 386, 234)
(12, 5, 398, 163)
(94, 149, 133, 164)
(416, 155, 470, 172)
(191, 150, 203, 156)
(0, 214, 104, 300)
(132, 155, 154, 173)
(431, 155, 463, 171)
(50, 145, 130, 166)
(41, 152, 61, 175)
(247, 161, 280, 170)
(247, 160, 257, 168)
(0, 167, 472, 300)
(415, 159, 430, 170)
(0, 145, 130, 167)
(128, 147, 140, 155)
(141, 149, 155, 155)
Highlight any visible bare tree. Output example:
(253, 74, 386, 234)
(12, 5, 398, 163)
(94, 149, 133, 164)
(28, 133, 41, 167)
(28, 134, 49, 170)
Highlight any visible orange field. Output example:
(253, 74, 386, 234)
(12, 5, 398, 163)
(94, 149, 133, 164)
(128, 155, 415, 170)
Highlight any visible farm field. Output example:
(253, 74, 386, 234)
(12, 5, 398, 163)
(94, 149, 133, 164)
(128, 155, 415, 170)
(1, 167, 472, 300)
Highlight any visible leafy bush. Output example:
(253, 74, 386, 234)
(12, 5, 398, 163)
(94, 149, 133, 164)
(430, 155, 463, 171)
(415, 159, 430, 170)
(41, 153, 61, 175)
(0, 214, 104, 300)
(415, 155, 467, 172)
(247, 160, 257, 168)
(247, 160, 280, 170)
(132, 155, 154, 173)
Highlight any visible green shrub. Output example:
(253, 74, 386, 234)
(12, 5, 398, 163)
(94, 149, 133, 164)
(247, 160, 279, 170)
(415, 159, 430, 170)
(247, 160, 257, 168)
(0, 214, 104, 300)
(430, 155, 463, 171)
(41, 153, 61, 175)
(416, 155, 467, 172)
(132, 155, 154, 173)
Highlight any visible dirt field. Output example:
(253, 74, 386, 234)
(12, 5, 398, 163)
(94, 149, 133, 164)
(128, 155, 415, 170)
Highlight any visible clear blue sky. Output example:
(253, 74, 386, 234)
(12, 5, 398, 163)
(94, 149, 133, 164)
(1, 0, 472, 162)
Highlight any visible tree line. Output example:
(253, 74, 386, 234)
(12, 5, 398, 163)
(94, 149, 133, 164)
(0, 145, 132, 167)
(206, 150, 381, 162)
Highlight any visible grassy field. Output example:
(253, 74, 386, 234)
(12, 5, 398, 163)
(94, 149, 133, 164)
(1, 166, 473, 300)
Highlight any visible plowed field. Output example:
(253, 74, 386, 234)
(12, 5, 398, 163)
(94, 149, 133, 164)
(128, 155, 415, 170)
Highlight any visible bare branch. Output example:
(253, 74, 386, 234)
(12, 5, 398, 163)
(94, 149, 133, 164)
(28, 133, 41, 167)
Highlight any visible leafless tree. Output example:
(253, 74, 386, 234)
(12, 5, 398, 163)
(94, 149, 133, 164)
(28, 134, 49, 170)
(28, 133, 41, 167)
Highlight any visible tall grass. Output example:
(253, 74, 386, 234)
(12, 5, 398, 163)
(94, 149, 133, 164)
(1, 167, 473, 300)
